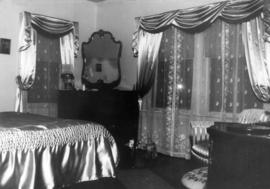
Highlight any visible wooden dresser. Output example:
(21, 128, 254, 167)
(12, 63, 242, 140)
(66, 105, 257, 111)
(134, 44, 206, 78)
(58, 89, 139, 167)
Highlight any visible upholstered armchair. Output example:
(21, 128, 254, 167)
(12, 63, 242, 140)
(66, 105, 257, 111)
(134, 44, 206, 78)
(190, 109, 270, 164)
(182, 109, 270, 189)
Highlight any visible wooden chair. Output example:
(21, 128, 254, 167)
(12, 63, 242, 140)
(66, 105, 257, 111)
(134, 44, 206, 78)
(190, 121, 214, 164)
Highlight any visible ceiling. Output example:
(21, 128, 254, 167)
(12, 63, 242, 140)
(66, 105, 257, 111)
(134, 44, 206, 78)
(87, 0, 106, 2)
(87, 0, 137, 3)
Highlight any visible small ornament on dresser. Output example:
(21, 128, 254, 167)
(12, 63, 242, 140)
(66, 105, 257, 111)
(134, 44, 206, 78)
(137, 138, 158, 160)
(145, 140, 157, 160)
(125, 139, 135, 149)
(134, 139, 158, 168)
(61, 73, 75, 90)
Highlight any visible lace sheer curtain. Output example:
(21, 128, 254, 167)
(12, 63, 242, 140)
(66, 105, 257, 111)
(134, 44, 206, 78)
(135, 0, 269, 158)
(205, 19, 263, 115)
(139, 27, 194, 158)
(26, 31, 61, 116)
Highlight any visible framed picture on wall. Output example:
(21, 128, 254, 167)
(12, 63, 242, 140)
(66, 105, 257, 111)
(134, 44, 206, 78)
(0, 38, 11, 54)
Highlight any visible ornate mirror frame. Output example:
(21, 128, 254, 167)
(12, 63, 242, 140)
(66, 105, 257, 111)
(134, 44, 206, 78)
(81, 30, 122, 90)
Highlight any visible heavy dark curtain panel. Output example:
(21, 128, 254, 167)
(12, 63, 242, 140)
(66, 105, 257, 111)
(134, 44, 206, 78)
(134, 31, 162, 98)
(27, 32, 61, 116)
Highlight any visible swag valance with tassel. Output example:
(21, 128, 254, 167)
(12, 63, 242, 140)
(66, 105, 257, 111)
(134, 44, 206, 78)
(15, 11, 79, 112)
(133, 0, 270, 102)
(135, 0, 263, 34)
(19, 11, 79, 53)
(132, 0, 266, 57)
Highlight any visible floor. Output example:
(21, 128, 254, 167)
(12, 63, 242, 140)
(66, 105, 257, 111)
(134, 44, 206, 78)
(117, 150, 203, 189)
(64, 150, 202, 189)
(118, 169, 175, 189)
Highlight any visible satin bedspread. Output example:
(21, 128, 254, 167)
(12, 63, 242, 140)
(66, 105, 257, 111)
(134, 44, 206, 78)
(0, 112, 118, 189)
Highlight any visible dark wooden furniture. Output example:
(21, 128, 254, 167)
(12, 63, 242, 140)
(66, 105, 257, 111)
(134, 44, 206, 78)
(58, 90, 139, 167)
(207, 122, 270, 189)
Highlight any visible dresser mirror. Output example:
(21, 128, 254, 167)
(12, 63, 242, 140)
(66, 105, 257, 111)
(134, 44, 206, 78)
(81, 30, 122, 90)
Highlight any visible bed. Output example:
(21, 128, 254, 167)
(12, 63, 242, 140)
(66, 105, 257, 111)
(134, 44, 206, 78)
(0, 112, 118, 189)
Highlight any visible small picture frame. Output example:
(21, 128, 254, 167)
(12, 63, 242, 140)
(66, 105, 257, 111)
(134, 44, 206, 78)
(0, 38, 11, 54)
(96, 63, 102, 72)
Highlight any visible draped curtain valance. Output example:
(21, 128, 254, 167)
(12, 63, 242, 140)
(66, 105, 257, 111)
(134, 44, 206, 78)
(133, 0, 270, 101)
(132, 0, 267, 57)
(263, 8, 270, 39)
(19, 11, 79, 55)
(136, 0, 263, 33)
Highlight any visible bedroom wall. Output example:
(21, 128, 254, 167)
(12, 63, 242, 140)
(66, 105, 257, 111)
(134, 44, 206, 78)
(95, 0, 228, 90)
(0, 0, 97, 111)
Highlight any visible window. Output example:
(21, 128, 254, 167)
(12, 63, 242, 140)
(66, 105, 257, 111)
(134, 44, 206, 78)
(153, 20, 262, 117)
(206, 20, 263, 113)
(155, 27, 194, 110)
